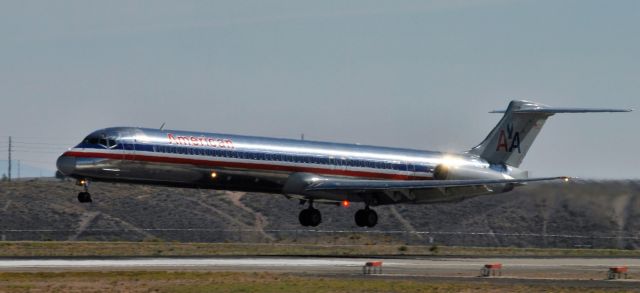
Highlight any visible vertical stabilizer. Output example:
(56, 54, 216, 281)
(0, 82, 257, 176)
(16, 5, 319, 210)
(467, 100, 631, 167)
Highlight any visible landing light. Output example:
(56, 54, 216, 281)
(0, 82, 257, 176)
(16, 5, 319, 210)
(563, 177, 570, 182)
(341, 200, 350, 208)
(211, 172, 218, 179)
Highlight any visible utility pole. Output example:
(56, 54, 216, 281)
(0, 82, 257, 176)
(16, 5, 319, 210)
(7, 136, 11, 182)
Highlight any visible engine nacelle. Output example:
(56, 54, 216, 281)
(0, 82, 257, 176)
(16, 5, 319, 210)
(282, 172, 327, 196)
(433, 164, 508, 181)
(433, 164, 516, 192)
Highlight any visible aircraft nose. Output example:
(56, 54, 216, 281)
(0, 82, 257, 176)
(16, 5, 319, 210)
(56, 155, 76, 176)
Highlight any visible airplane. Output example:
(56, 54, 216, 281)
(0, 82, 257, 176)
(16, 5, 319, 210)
(56, 100, 631, 227)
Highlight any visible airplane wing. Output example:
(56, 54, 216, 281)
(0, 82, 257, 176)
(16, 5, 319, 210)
(305, 176, 569, 192)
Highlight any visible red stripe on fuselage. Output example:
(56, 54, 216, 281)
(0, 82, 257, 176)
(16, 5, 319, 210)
(63, 151, 432, 180)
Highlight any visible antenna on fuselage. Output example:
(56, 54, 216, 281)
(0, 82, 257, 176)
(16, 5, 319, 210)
(301, 133, 305, 141)
(159, 122, 166, 131)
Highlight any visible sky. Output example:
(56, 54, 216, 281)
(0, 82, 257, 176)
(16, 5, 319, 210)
(0, 0, 638, 179)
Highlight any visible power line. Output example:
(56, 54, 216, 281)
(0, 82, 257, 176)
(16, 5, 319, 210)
(11, 150, 64, 154)
(0, 135, 80, 140)
(10, 146, 69, 151)
(11, 141, 74, 146)
(11, 145, 71, 150)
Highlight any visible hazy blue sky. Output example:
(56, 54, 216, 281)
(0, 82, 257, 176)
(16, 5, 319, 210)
(0, 0, 638, 179)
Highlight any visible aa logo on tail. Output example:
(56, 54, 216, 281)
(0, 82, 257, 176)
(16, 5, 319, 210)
(496, 124, 521, 153)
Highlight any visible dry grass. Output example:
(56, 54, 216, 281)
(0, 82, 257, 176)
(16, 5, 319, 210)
(0, 271, 628, 293)
(0, 241, 639, 258)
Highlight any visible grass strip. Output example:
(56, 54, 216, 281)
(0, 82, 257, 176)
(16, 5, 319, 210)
(0, 241, 639, 258)
(0, 271, 623, 293)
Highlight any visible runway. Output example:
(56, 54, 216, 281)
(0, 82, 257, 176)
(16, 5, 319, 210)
(1, 256, 639, 281)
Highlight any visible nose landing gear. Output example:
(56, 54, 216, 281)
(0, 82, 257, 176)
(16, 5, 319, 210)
(76, 179, 92, 203)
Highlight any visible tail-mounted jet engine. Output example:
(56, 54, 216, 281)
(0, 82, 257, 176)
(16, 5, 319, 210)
(433, 164, 515, 192)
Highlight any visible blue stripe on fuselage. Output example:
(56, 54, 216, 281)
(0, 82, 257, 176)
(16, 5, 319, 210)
(73, 143, 434, 173)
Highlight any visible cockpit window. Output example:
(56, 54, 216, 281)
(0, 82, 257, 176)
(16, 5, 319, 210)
(84, 133, 118, 148)
(86, 136, 99, 144)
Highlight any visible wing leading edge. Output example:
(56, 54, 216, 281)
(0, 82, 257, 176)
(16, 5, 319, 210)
(305, 176, 570, 192)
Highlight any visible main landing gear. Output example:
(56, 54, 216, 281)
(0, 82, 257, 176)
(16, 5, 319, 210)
(76, 179, 92, 203)
(297, 201, 379, 228)
(298, 201, 322, 227)
(354, 206, 378, 227)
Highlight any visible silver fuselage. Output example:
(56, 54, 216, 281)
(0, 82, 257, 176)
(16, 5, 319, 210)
(57, 127, 524, 205)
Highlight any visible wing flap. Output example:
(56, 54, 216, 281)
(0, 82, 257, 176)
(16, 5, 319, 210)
(305, 176, 570, 192)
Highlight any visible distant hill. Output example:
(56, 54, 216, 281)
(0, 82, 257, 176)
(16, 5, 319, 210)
(0, 179, 638, 249)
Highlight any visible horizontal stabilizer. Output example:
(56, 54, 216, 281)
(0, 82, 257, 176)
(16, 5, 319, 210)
(490, 107, 632, 114)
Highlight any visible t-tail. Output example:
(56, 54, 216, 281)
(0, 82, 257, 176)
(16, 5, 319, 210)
(467, 100, 632, 167)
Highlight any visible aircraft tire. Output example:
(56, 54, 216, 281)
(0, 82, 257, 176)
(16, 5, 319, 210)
(299, 208, 321, 227)
(308, 208, 322, 227)
(77, 192, 92, 203)
(298, 209, 310, 226)
(354, 209, 367, 227)
(364, 209, 378, 227)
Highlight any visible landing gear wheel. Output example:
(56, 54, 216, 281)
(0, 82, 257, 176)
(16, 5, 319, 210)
(364, 209, 378, 227)
(355, 209, 367, 227)
(307, 208, 321, 227)
(354, 208, 378, 227)
(77, 192, 92, 203)
(298, 208, 322, 227)
(299, 209, 310, 226)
